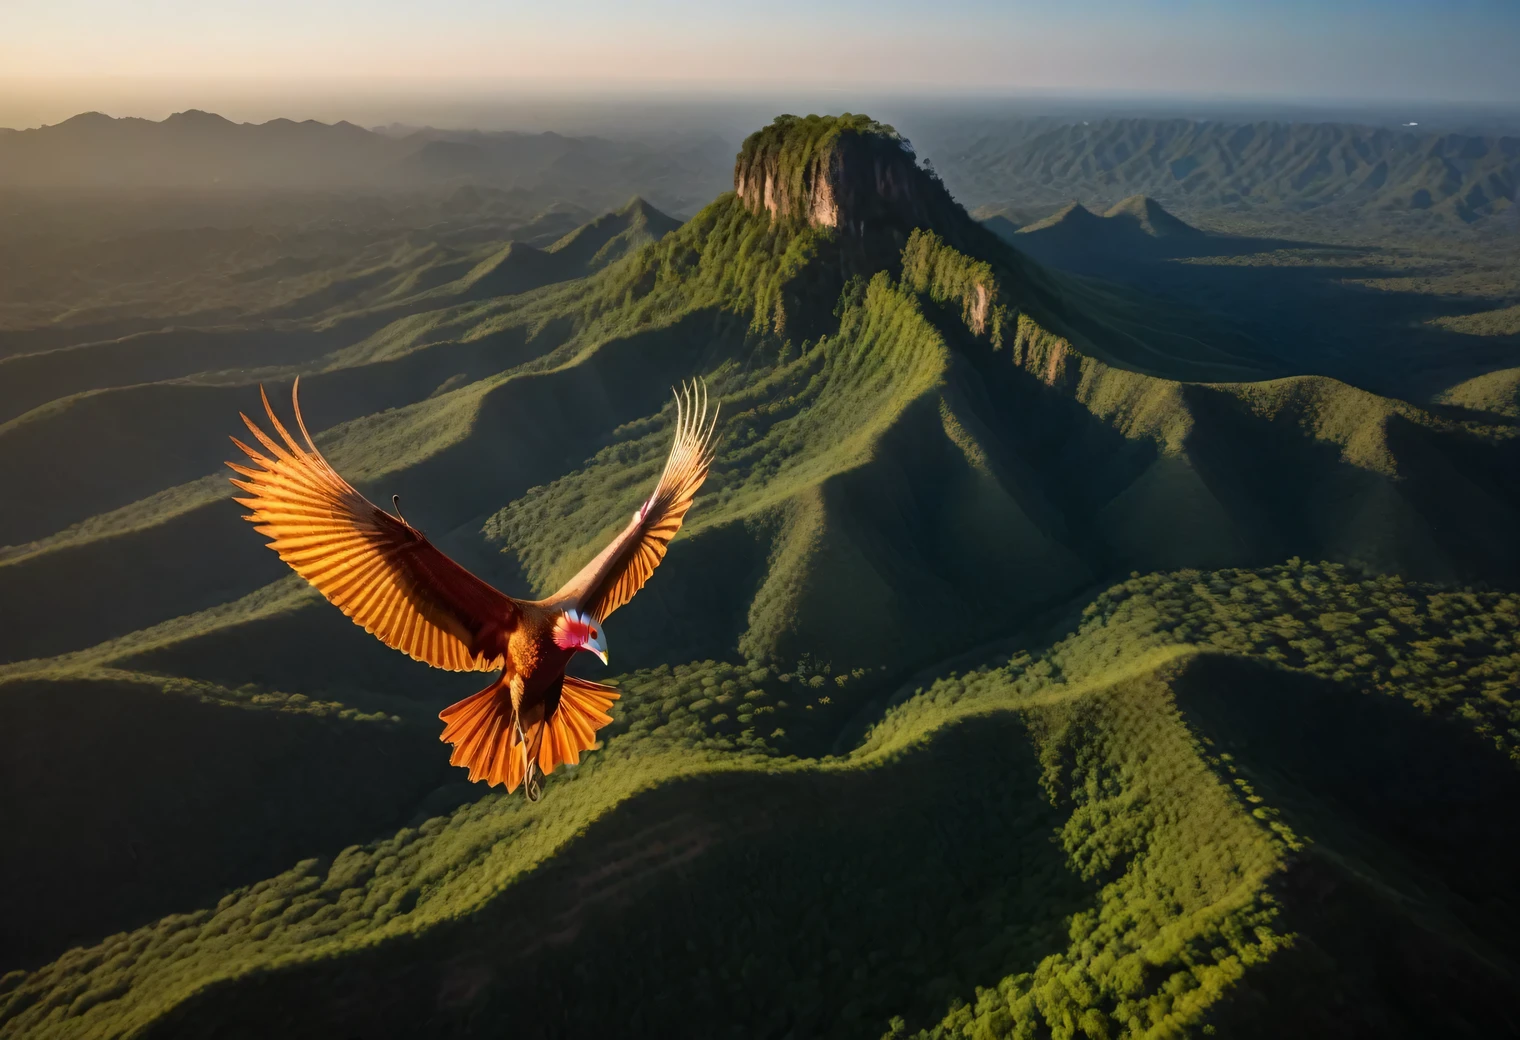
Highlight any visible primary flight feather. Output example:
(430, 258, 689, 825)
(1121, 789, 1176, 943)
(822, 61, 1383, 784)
(228, 378, 719, 800)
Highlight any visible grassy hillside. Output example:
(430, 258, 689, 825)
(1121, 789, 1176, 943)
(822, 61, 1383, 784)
(1437, 365, 1520, 417)
(4, 563, 1516, 1038)
(2, 114, 1518, 1038)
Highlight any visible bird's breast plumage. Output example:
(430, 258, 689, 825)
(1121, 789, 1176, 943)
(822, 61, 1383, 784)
(507, 606, 576, 696)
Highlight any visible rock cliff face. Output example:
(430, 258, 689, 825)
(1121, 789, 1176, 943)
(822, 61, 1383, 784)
(732, 114, 963, 237)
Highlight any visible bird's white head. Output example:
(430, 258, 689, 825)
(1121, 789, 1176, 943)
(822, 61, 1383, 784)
(552, 607, 609, 665)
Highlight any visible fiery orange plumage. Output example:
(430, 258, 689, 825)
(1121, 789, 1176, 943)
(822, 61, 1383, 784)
(228, 378, 718, 799)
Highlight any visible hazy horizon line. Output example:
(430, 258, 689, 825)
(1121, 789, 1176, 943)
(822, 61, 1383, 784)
(4, 84, 1518, 136)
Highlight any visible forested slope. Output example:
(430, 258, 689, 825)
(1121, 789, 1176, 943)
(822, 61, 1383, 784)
(2, 114, 1517, 1040)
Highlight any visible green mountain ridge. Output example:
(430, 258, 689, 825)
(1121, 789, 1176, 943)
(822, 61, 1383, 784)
(2, 113, 1518, 1039)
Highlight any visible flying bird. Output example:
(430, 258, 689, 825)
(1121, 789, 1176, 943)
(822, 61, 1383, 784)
(227, 378, 719, 800)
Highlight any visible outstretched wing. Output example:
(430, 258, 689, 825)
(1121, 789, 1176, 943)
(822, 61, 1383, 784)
(227, 380, 517, 672)
(549, 380, 719, 622)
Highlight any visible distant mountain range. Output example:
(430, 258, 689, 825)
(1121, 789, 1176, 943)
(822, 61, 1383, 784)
(0, 110, 733, 213)
(936, 117, 1520, 225)
(7, 111, 1517, 231)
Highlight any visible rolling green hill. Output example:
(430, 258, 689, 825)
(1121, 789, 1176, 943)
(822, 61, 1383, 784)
(2, 113, 1518, 1039)
(1436, 365, 1520, 418)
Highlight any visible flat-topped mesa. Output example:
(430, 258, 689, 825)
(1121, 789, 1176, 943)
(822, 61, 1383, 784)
(733, 114, 959, 236)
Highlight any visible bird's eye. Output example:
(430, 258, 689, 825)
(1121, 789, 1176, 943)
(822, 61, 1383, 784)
(591, 629, 599, 637)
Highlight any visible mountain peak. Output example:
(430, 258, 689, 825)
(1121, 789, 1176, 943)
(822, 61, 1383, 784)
(1102, 195, 1201, 237)
(1017, 196, 1203, 247)
(1018, 201, 1101, 233)
(732, 113, 961, 236)
(164, 109, 235, 126)
(55, 111, 116, 128)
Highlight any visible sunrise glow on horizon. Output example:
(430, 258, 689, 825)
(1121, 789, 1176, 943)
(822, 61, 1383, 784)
(3, 0, 1517, 128)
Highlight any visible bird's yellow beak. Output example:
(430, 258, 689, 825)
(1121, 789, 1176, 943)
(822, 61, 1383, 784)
(593, 647, 609, 666)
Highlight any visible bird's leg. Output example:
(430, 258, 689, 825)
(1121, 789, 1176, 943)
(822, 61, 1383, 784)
(514, 714, 542, 803)
(504, 673, 541, 803)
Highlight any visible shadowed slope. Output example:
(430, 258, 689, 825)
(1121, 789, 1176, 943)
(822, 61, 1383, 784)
(0, 673, 448, 970)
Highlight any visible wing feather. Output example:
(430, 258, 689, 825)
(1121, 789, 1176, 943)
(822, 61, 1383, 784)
(549, 380, 719, 622)
(227, 380, 516, 672)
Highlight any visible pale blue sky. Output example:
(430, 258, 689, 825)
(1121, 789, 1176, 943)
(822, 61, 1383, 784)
(2, 0, 1517, 127)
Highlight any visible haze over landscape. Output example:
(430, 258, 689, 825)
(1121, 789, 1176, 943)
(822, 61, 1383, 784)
(6, 0, 1520, 129)
(2, 2, 1519, 1038)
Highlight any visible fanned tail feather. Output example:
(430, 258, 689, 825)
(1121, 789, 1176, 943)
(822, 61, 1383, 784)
(538, 675, 620, 772)
(438, 674, 619, 793)
(439, 677, 527, 791)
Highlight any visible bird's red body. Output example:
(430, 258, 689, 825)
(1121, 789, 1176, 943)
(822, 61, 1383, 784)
(509, 606, 574, 694)
(228, 379, 718, 799)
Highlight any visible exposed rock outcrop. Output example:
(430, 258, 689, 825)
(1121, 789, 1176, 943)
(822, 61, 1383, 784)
(732, 114, 966, 238)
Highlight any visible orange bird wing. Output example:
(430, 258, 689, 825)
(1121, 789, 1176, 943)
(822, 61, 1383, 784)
(548, 380, 719, 622)
(227, 380, 517, 672)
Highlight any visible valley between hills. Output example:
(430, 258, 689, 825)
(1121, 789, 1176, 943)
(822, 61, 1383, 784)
(1, 112, 1518, 1039)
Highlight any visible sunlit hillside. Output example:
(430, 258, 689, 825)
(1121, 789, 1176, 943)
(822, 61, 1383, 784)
(2, 113, 1518, 1040)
